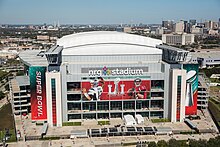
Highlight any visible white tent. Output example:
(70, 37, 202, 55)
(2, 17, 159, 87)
(124, 115, 137, 126)
(135, 114, 144, 124)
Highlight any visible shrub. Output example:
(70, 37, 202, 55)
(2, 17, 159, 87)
(62, 122, 81, 126)
(98, 120, 110, 125)
(151, 118, 170, 123)
(36, 122, 44, 126)
(40, 136, 60, 140)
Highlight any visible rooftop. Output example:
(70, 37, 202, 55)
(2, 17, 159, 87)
(156, 45, 190, 63)
(156, 45, 188, 53)
(19, 50, 48, 66)
(45, 45, 63, 54)
(57, 31, 162, 56)
(10, 76, 29, 92)
(15, 76, 30, 86)
(191, 51, 220, 59)
(19, 32, 163, 66)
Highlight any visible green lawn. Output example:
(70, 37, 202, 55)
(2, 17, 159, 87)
(0, 103, 14, 130)
(210, 86, 220, 92)
(0, 129, 17, 142)
(0, 103, 16, 142)
(209, 98, 220, 123)
(151, 118, 170, 123)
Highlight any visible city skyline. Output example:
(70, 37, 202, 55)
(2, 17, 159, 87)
(0, 0, 219, 24)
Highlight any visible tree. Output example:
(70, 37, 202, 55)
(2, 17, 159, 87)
(4, 84, 9, 91)
(16, 71, 24, 76)
(168, 139, 179, 147)
(0, 91, 5, 100)
(207, 138, 218, 147)
(197, 139, 207, 147)
(207, 136, 220, 147)
(148, 141, 157, 147)
(189, 139, 199, 147)
(157, 140, 168, 147)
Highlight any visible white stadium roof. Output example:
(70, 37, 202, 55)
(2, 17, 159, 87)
(57, 31, 162, 56)
(19, 31, 163, 66)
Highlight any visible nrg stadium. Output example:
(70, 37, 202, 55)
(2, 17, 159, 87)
(19, 31, 198, 127)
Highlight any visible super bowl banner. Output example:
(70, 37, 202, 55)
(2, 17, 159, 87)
(183, 64, 198, 116)
(81, 77, 151, 100)
(29, 66, 47, 120)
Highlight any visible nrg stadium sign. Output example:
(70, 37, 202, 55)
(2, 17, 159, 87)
(82, 66, 148, 77)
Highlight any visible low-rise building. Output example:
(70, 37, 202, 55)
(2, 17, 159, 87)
(162, 33, 194, 45)
(9, 76, 31, 115)
(0, 50, 18, 59)
(210, 74, 220, 79)
(191, 50, 220, 68)
(123, 27, 132, 33)
(197, 73, 210, 109)
(208, 29, 219, 35)
(37, 35, 50, 41)
(155, 27, 164, 35)
(191, 25, 203, 34)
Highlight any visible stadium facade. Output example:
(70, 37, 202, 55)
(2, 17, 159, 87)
(19, 31, 198, 127)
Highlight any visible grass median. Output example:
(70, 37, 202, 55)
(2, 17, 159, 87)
(62, 122, 82, 126)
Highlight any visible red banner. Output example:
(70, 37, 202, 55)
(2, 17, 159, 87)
(29, 66, 47, 120)
(82, 77, 150, 100)
(185, 91, 197, 115)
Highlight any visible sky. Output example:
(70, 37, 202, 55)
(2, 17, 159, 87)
(0, 0, 219, 24)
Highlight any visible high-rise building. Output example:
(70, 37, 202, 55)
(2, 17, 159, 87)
(162, 20, 174, 30)
(218, 18, 220, 28)
(188, 20, 197, 33)
(183, 21, 188, 33)
(189, 19, 197, 25)
(212, 22, 219, 30)
(185, 22, 192, 33)
(204, 21, 213, 29)
(204, 20, 219, 30)
(175, 21, 184, 34)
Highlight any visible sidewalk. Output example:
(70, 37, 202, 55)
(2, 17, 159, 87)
(7, 133, 218, 147)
